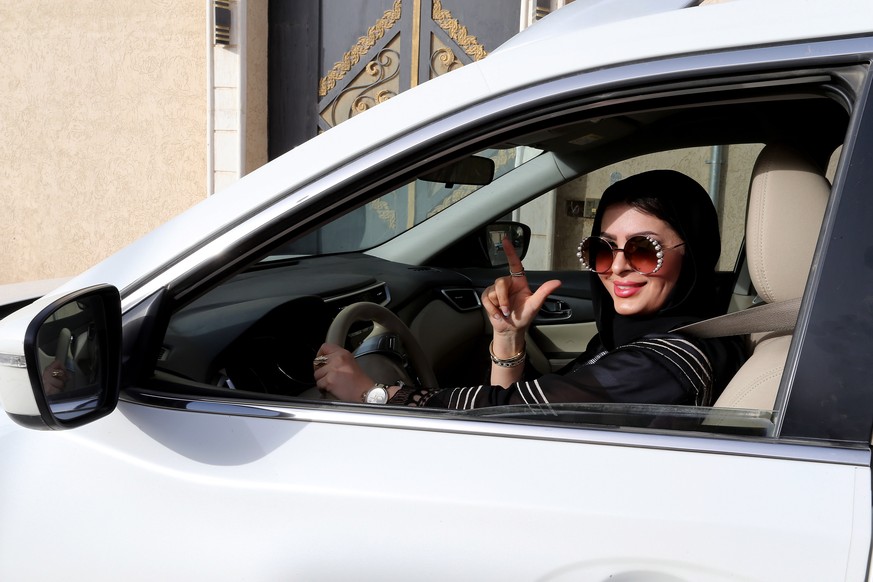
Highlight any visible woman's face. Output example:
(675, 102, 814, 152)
(597, 203, 686, 316)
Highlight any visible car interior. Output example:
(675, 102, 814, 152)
(144, 64, 856, 436)
(711, 144, 831, 411)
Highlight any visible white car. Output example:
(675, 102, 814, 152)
(2, 1, 873, 580)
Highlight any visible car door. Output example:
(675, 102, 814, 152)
(3, 34, 873, 582)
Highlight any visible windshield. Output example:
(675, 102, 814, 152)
(278, 146, 533, 256)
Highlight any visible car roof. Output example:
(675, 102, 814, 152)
(491, 0, 700, 54)
(8, 0, 873, 328)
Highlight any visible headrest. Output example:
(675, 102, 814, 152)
(746, 145, 830, 304)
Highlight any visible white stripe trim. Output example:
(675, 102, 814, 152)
(638, 339, 710, 385)
(516, 383, 532, 405)
(465, 385, 483, 409)
(448, 387, 462, 408)
(532, 378, 551, 405)
(638, 341, 704, 403)
(632, 338, 713, 405)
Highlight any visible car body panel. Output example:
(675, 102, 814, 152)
(0, 400, 869, 580)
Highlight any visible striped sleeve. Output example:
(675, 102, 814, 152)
(390, 333, 742, 409)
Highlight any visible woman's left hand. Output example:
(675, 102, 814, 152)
(482, 237, 562, 339)
(313, 343, 374, 402)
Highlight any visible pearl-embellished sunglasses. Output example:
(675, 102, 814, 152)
(577, 235, 685, 275)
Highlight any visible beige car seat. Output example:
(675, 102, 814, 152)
(713, 145, 830, 409)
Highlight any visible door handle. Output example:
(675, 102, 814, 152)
(536, 298, 572, 321)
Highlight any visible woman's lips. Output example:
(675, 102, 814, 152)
(612, 280, 644, 298)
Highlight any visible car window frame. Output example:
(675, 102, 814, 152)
(126, 37, 873, 451)
(777, 60, 873, 443)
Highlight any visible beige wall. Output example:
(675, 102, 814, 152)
(246, 0, 269, 174)
(0, 1, 208, 284)
(552, 145, 762, 272)
(1, 1, 758, 286)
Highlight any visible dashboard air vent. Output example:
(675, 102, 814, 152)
(440, 288, 481, 312)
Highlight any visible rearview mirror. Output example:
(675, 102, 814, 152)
(418, 155, 495, 187)
(23, 285, 121, 429)
(483, 222, 531, 267)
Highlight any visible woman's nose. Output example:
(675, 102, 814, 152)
(609, 249, 633, 274)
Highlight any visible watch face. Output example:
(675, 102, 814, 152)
(365, 386, 389, 404)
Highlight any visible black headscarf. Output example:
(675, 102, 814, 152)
(590, 170, 722, 349)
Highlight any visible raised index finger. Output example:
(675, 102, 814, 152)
(502, 236, 524, 275)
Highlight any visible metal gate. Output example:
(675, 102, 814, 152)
(269, 0, 521, 159)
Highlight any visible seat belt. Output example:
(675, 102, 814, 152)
(673, 297, 802, 338)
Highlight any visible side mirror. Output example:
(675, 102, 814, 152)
(483, 222, 531, 267)
(22, 285, 121, 429)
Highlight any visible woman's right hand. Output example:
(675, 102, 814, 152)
(481, 238, 562, 353)
(312, 342, 376, 402)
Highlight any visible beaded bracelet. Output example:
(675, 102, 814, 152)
(489, 341, 526, 368)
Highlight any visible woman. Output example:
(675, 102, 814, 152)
(314, 170, 746, 408)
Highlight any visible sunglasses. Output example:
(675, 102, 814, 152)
(577, 235, 685, 275)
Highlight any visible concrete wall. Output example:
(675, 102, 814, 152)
(0, 1, 208, 284)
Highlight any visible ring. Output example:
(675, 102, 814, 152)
(313, 355, 328, 368)
(510, 269, 526, 278)
(51, 369, 64, 378)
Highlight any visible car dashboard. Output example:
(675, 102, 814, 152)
(156, 253, 488, 396)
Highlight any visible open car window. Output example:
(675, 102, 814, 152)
(153, 62, 858, 443)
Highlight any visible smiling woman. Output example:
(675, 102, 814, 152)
(592, 203, 687, 316)
(316, 170, 747, 408)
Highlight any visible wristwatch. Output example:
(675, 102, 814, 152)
(362, 383, 390, 404)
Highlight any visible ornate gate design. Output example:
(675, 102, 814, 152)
(317, 0, 488, 131)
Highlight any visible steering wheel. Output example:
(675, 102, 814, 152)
(326, 302, 438, 389)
